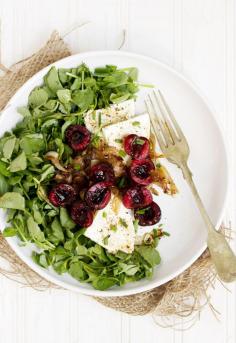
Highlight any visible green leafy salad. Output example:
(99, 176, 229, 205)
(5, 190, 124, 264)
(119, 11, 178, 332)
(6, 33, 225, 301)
(0, 63, 167, 291)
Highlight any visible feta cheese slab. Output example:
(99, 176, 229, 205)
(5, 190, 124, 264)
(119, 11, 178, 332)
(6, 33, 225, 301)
(102, 112, 150, 150)
(84, 194, 135, 254)
(84, 99, 135, 133)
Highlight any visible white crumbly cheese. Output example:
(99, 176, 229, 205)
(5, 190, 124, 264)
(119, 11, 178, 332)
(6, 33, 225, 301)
(84, 99, 135, 133)
(84, 194, 135, 254)
(102, 112, 151, 150)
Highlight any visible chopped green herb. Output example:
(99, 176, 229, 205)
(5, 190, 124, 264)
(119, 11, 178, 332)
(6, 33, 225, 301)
(91, 133, 101, 148)
(110, 224, 117, 232)
(132, 121, 140, 127)
(117, 176, 127, 189)
(103, 235, 110, 245)
(133, 219, 139, 233)
(115, 138, 123, 144)
(74, 164, 81, 171)
(98, 112, 102, 127)
(92, 111, 96, 120)
(156, 163, 161, 168)
(135, 138, 145, 145)
(163, 231, 170, 237)
(119, 218, 128, 228)
(118, 150, 126, 159)
(102, 211, 107, 219)
(136, 207, 150, 215)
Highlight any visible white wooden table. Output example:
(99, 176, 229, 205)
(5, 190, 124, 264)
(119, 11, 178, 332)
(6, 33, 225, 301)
(0, 1, 235, 342)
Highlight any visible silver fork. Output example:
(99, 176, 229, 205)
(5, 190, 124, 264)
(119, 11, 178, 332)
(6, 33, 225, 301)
(146, 90, 236, 282)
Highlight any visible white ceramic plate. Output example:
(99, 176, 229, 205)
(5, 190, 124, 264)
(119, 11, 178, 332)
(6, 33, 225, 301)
(0, 51, 228, 297)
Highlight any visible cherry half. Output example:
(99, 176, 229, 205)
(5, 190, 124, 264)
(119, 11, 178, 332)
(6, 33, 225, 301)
(130, 159, 155, 186)
(124, 134, 150, 160)
(90, 162, 115, 186)
(134, 201, 161, 226)
(65, 125, 91, 152)
(122, 186, 153, 209)
(85, 181, 111, 210)
(70, 201, 94, 227)
(48, 183, 77, 207)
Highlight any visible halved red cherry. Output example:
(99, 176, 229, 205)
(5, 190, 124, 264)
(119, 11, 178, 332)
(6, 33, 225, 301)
(70, 201, 94, 227)
(48, 183, 77, 207)
(85, 181, 111, 210)
(90, 162, 115, 186)
(122, 186, 153, 209)
(65, 125, 91, 151)
(130, 159, 155, 186)
(124, 134, 150, 160)
(134, 201, 161, 226)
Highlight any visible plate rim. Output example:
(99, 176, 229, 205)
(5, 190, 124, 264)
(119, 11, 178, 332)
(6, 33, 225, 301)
(0, 50, 229, 297)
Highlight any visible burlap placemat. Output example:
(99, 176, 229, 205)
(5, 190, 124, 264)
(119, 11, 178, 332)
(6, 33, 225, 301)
(0, 31, 225, 325)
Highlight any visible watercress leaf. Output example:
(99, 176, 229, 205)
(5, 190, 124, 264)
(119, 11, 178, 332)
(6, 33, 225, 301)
(72, 88, 94, 111)
(103, 72, 128, 88)
(36, 184, 49, 203)
(36, 240, 55, 250)
(9, 151, 27, 172)
(69, 261, 86, 281)
(28, 155, 43, 166)
(135, 246, 161, 267)
(32, 204, 43, 224)
(118, 263, 139, 276)
(58, 68, 70, 84)
(28, 87, 48, 108)
(39, 165, 55, 182)
(70, 78, 81, 90)
(38, 254, 49, 268)
(58, 103, 70, 114)
(55, 138, 64, 158)
(0, 192, 25, 210)
(32, 252, 49, 268)
(61, 120, 74, 140)
(44, 99, 58, 111)
(128, 67, 138, 81)
(84, 77, 96, 87)
(92, 277, 118, 291)
(7, 209, 17, 223)
(51, 217, 64, 242)
(53, 258, 70, 274)
(110, 93, 130, 104)
(27, 216, 45, 242)
(0, 161, 11, 177)
(2, 227, 17, 237)
(57, 89, 71, 104)
(60, 207, 76, 230)
(44, 66, 63, 94)
(8, 175, 22, 185)
(0, 174, 9, 195)
(41, 119, 59, 129)
(20, 134, 45, 155)
(17, 106, 31, 117)
(74, 245, 87, 257)
(93, 65, 116, 76)
(3, 137, 16, 159)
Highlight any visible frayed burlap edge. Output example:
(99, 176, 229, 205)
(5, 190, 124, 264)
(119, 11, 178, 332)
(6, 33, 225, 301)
(0, 32, 229, 324)
(0, 31, 70, 110)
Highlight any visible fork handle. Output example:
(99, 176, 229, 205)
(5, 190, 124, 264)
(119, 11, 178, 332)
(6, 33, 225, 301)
(180, 162, 215, 233)
(181, 161, 236, 282)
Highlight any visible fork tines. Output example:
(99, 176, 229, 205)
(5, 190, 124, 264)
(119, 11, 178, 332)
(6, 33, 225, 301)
(146, 90, 186, 148)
